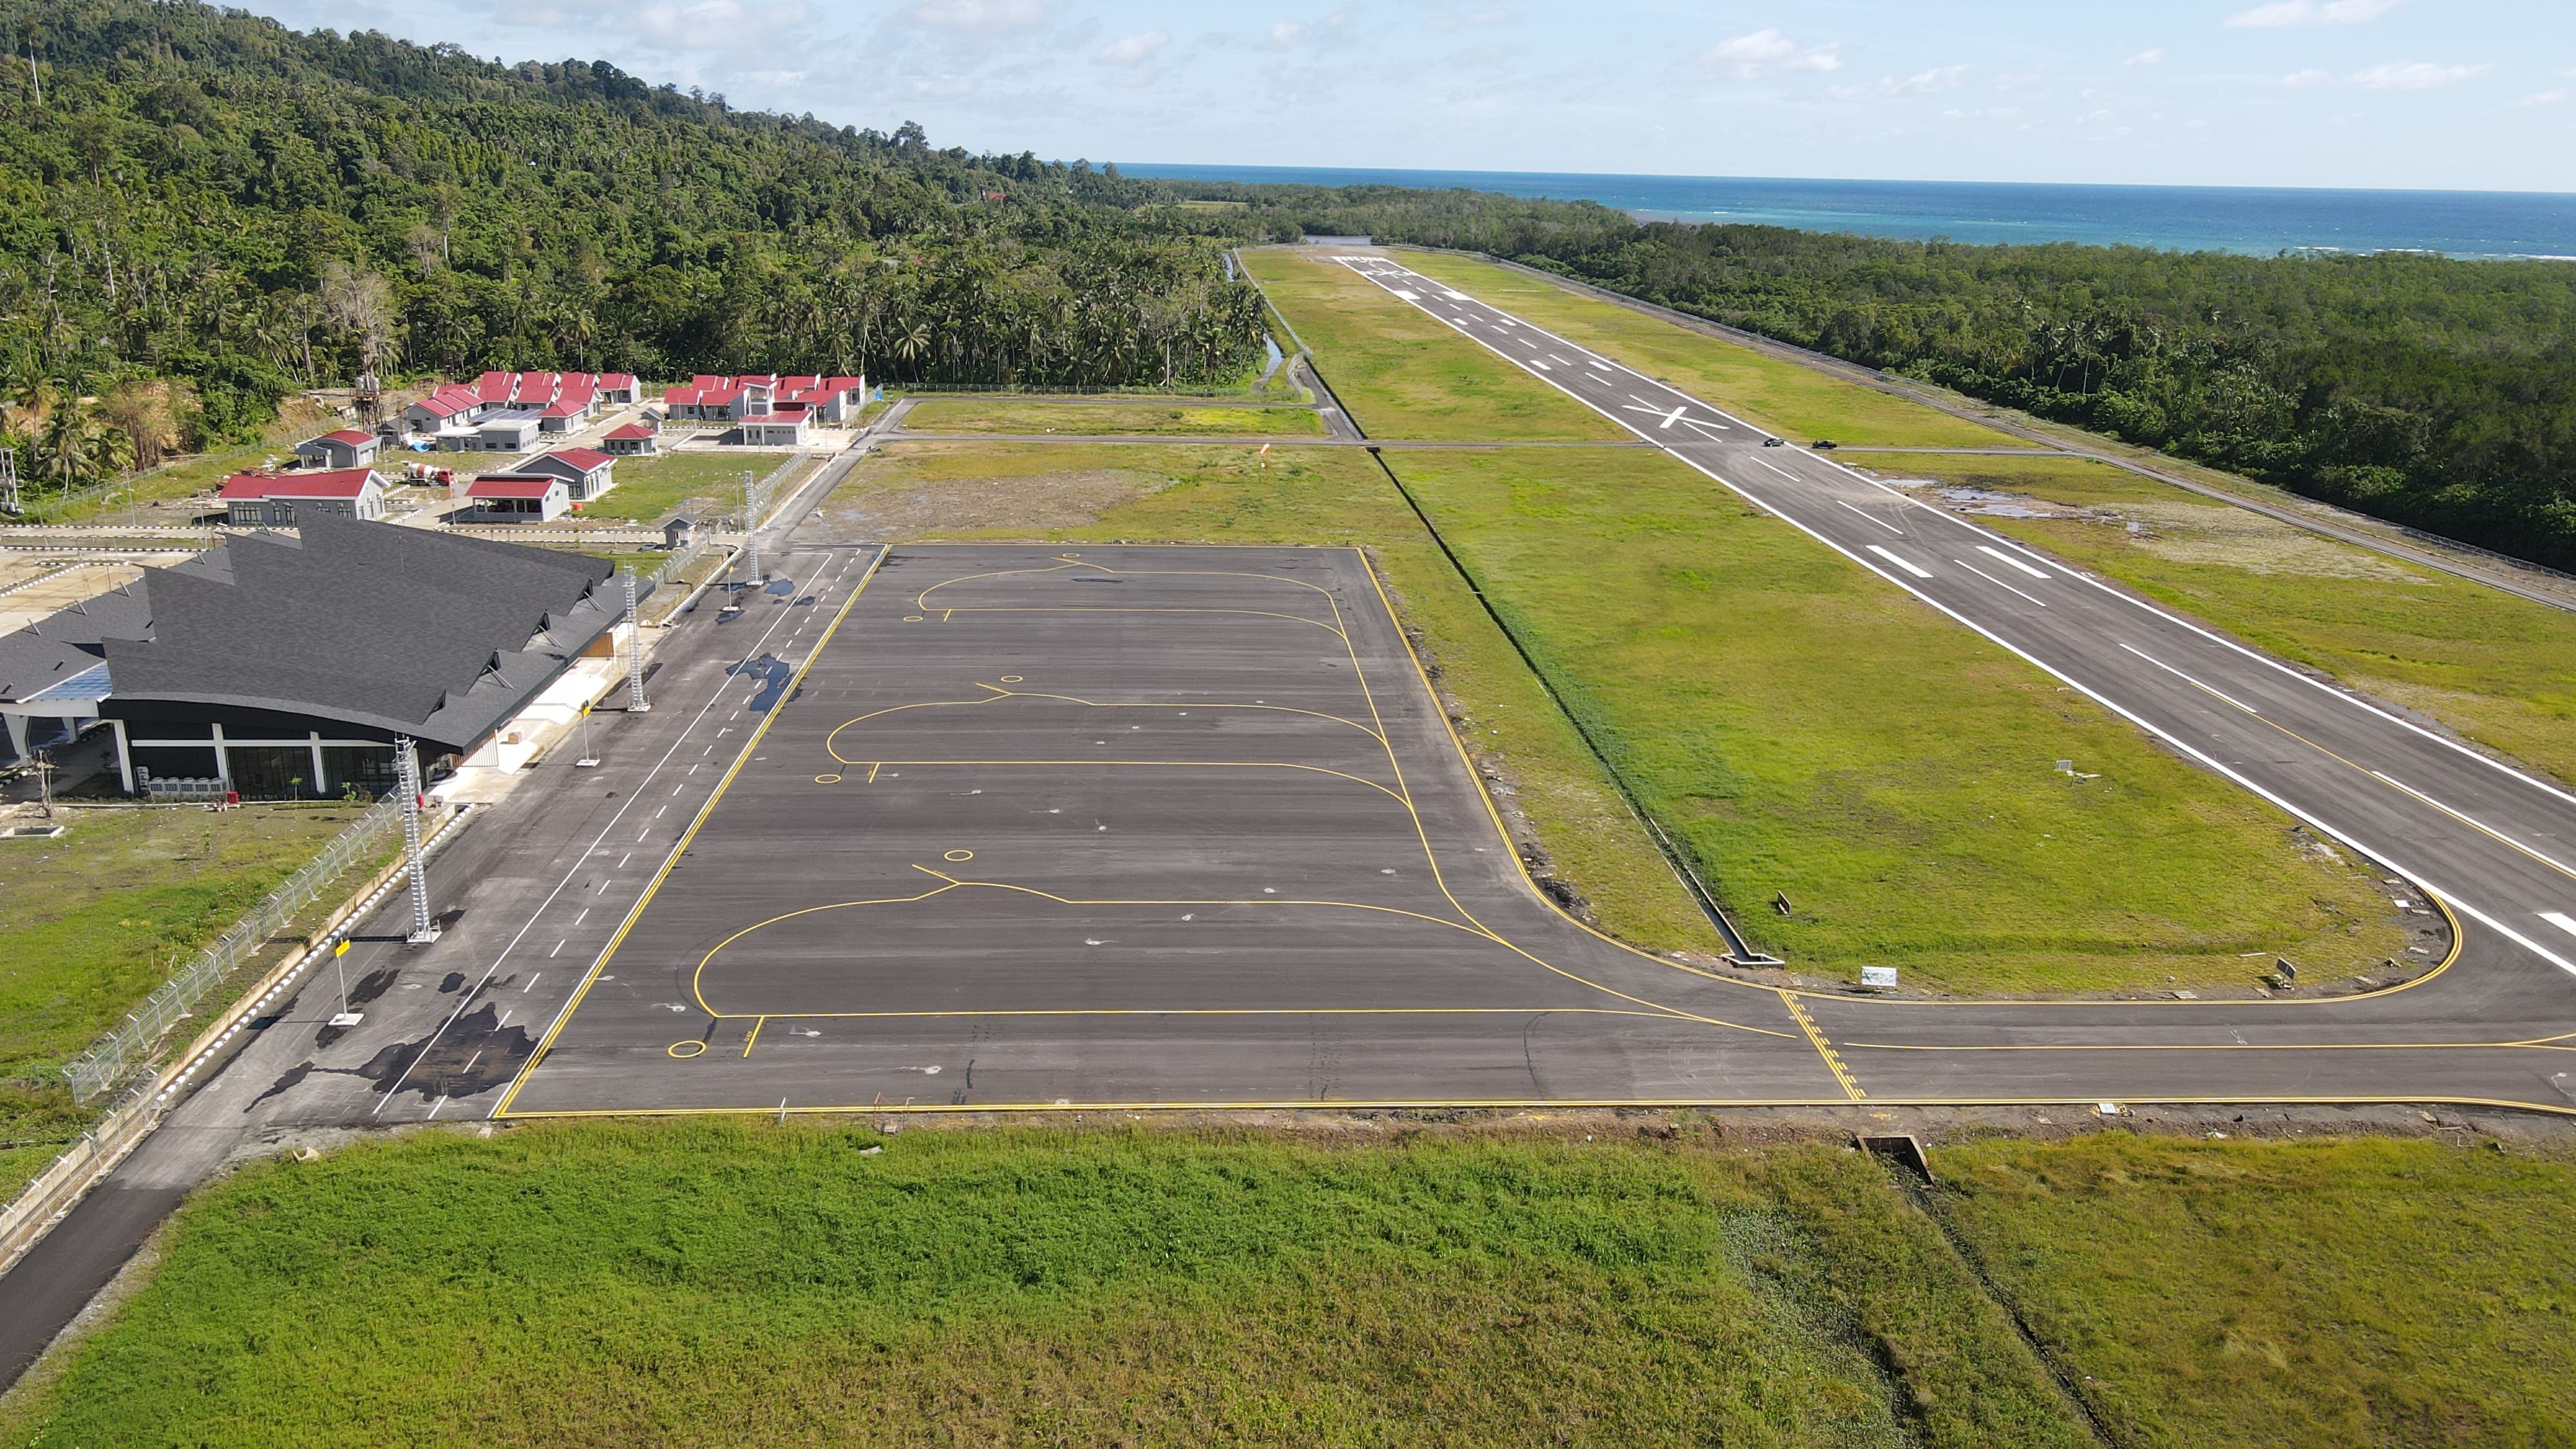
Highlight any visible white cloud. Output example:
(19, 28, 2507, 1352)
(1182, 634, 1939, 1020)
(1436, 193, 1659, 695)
(1094, 30, 1168, 65)
(903, 0, 1047, 32)
(1426, 6, 1512, 30)
(2278, 68, 2333, 88)
(2226, 0, 2401, 26)
(1266, 19, 1305, 46)
(1699, 28, 1843, 78)
(638, 0, 813, 52)
(1832, 62, 1969, 99)
(2124, 48, 2165, 66)
(2351, 61, 2490, 89)
(2521, 88, 2568, 106)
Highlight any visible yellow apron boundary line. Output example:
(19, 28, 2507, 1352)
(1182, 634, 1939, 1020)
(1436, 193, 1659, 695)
(492, 546, 889, 1117)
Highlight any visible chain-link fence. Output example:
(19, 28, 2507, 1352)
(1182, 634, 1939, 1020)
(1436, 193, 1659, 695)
(60, 797, 405, 1101)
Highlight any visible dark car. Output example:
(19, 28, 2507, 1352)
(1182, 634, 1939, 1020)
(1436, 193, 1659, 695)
(1812, 439, 1839, 450)
(1761, 436, 1786, 448)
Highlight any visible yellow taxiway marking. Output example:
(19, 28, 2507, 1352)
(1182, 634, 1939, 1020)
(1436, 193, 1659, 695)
(1781, 991, 1864, 1099)
(824, 687, 1389, 758)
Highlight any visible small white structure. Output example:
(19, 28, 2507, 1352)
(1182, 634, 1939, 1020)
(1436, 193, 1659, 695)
(475, 410, 544, 452)
(739, 404, 811, 446)
(600, 422, 658, 457)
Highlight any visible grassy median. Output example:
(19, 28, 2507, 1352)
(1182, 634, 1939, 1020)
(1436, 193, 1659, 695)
(1855, 451, 2576, 789)
(902, 399, 1326, 437)
(577, 451, 818, 525)
(1352, 249, 2032, 450)
(1240, 251, 1628, 442)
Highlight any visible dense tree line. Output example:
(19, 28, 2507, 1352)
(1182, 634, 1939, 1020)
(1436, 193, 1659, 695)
(1204, 183, 2576, 573)
(0, 0, 1265, 495)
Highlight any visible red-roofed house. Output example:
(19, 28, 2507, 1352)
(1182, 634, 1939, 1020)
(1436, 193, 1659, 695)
(219, 469, 388, 526)
(402, 383, 487, 434)
(293, 428, 381, 470)
(538, 397, 590, 434)
(474, 370, 517, 404)
(741, 403, 812, 447)
(601, 421, 659, 457)
(513, 447, 618, 500)
(509, 372, 561, 408)
(597, 373, 639, 404)
(460, 475, 570, 522)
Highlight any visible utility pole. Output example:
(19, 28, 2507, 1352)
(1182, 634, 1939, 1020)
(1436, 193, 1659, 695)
(741, 469, 761, 585)
(0, 446, 18, 516)
(395, 738, 440, 945)
(624, 565, 649, 713)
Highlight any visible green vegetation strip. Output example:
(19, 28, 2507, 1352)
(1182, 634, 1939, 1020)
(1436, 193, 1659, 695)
(1933, 1133, 2576, 1446)
(1372, 448, 2398, 991)
(1389, 250, 2036, 451)
(0, 1123, 2087, 1448)
(576, 452, 813, 525)
(1240, 252, 1627, 442)
(902, 399, 1325, 437)
(1856, 451, 2576, 788)
(0, 806, 367, 1198)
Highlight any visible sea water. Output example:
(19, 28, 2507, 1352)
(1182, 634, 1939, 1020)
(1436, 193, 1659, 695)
(1119, 164, 2576, 261)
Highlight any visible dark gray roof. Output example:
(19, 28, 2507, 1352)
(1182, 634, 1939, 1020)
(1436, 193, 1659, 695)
(0, 517, 620, 752)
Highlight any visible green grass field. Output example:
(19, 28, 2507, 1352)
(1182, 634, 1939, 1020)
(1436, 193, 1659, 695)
(0, 805, 366, 1197)
(576, 451, 816, 524)
(1376, 447, 2400, 990)
(0, 1122, 2086, 1449)
(1934, 1133, 2576, 1446)
(1240, 252, 1629, 442)
(902, 399, 1327, 437)
(1853, 451, 2576, 789)
(1360, 250, 2034, 450)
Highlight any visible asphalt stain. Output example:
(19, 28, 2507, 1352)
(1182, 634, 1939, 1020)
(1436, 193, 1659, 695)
(729, 653, 798, 713)
(248, 1061, 316, 1112)
(316, 969, 400, 1048)
(439, 971, 466, 994)
(764, 577, 796, 596)
(359, 1003, 535, 1103)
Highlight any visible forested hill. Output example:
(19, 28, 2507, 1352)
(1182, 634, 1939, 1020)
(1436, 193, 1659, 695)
(1210, 185, 2576, 573)
(0, 0, 1263, 482)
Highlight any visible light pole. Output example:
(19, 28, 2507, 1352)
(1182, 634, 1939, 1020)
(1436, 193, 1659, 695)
(395, 737, 440, 945)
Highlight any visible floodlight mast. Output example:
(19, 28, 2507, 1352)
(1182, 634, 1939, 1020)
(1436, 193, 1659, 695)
(395, 737, 440, 944)
(742, 469, 761, 584)
(624, 565, 649, 712)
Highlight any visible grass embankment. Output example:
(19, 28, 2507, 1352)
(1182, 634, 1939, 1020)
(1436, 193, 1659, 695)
(577, 451, 817, 524)
(902, 399, 1327, 437)
(810, 440, 1718, 952)
(0, 1122, 2085, 1448)
(1858, 451, 2576, 788)
(1381, 448, 2400, 991)
(1239, 251, 1628, 442)
(0, 806, 363, 1197)
(1352, 249, 2031, 450)
(1935, 1133, 2576, 1446)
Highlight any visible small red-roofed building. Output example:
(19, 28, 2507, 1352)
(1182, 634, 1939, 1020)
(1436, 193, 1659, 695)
(460, 474, 570, 522)
(601, 421, 659, 457)
(402, 383, 488, 434)
(513, 447, 618, 500)
(473, 371, 516, 404)
(294, 428, 381, 470)
(739, 403, 811, 446)
(597, 372, 639, 404)
(538, 397, 590, 434)
(219, 469, 388, 526)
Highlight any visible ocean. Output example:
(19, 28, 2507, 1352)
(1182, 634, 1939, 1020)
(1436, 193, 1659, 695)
(1115, 164, 2576, 261)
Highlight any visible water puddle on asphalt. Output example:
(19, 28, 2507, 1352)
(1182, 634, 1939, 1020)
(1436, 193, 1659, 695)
(728, 653, 799, 713)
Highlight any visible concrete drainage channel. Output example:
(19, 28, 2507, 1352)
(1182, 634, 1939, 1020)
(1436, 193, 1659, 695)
(1859, 1133, 2119, 1446)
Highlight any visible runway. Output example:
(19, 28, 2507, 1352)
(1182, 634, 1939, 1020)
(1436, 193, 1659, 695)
(1314, 253, 2576, 1115)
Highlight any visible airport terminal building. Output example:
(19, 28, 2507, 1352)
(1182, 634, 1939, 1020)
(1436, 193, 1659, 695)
(0, 517, 622, 797)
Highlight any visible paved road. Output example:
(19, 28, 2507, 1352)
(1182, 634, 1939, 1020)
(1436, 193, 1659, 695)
(1325, 252, 2576, 1113)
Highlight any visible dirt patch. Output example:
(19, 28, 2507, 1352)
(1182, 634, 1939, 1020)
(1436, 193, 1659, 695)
(799, 464, 1169, 540)
(1888, 479, 2424, 583)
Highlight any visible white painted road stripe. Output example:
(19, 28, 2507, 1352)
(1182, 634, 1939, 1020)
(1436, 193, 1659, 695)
(2544, 911, 2576, 940)
(2118, 643, 2261, 715)
(1835, 498, 1904, 535)
(1866, 544, 1933, 579)
(1978, 545, 2050, 580)
(1954, 557, 2048, 607)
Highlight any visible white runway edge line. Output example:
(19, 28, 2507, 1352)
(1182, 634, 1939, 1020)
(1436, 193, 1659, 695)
(1866, 544, 1933, 580)
(1341, 259, 2576, 981)
(381, 547, 875, 1117)
(504, 545, 886, 1117)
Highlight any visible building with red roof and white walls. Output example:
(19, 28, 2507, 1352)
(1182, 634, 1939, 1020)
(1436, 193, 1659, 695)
(293, 428, 381, 470)
(218, 469, 388, 526)
(507, 447, 619, 502)
(600, 422, 659, 457)
(459, 475, 571, 522)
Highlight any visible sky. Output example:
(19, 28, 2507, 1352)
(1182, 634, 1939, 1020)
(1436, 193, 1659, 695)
(229, 0, 2575, 192)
